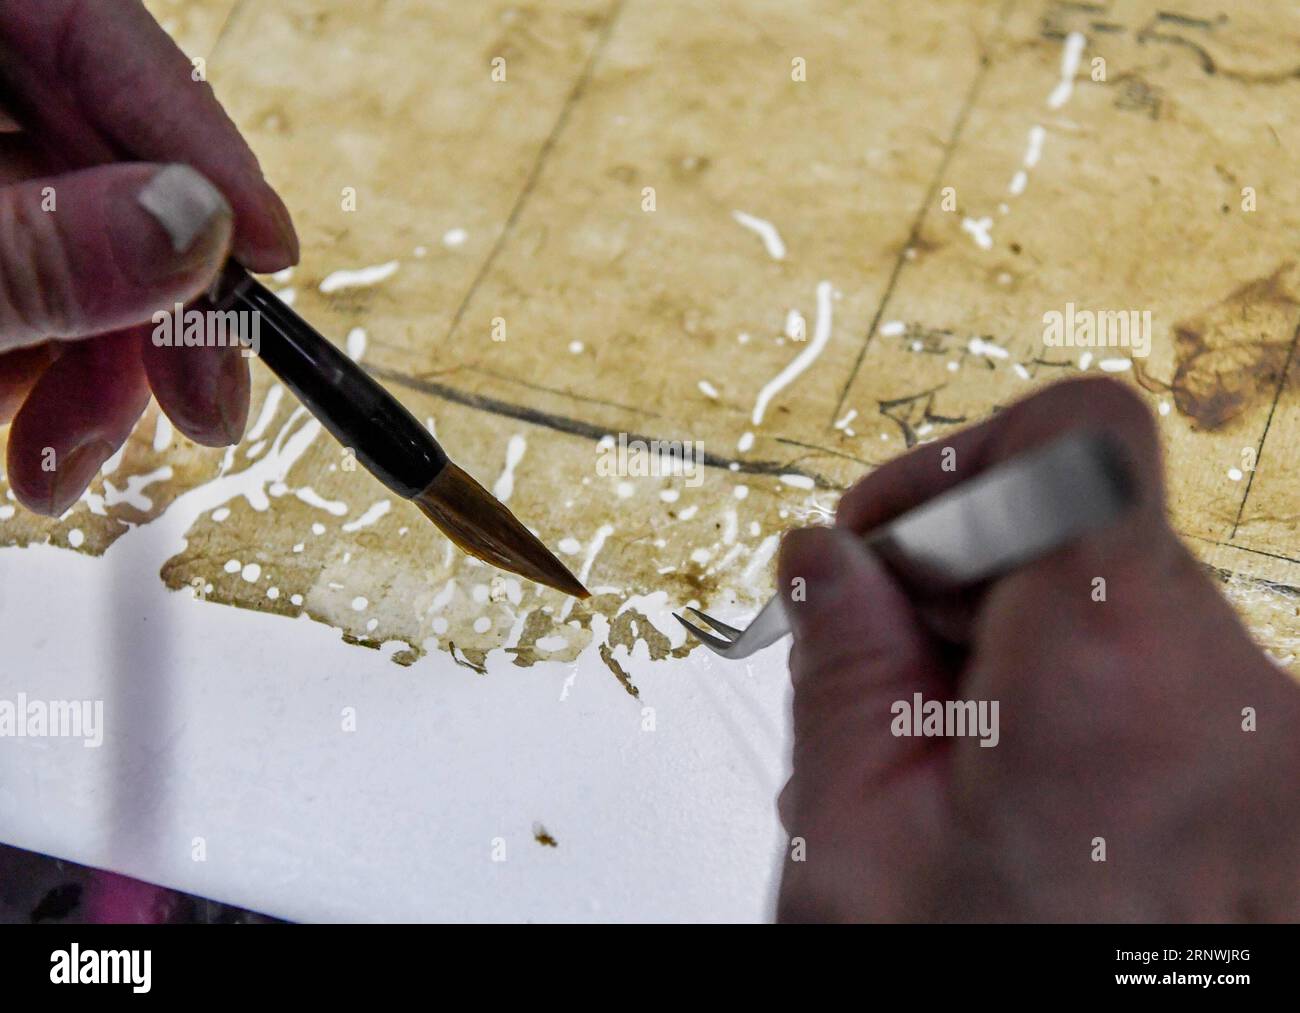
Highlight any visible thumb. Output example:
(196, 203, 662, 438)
(777, 527, 949, 808)
(0, 163, 232, 349)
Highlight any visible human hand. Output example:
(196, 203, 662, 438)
(776, 377, 1300, 922)
(0, 0, 298, 515)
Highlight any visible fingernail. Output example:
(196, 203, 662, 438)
(137, 164, 232, 260)
(217, 353, 248, 443)
(48, 439, 116, 516)
(268, 192, 300, 265)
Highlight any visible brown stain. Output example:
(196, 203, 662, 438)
(1166, 264, 1298, 431)
(1111, 73, 1164, 120)
(595, 607, 701, 698)
(533, 824, 558, 848)
(388, 647, 421, 667)
(153, 466, 752, 690)
(2, 420, 790, 693)
(504, 609, 563, 667)
(598, 643, 640, 698)
(21, 0, 912, 684)
(447, 642, 488, 675)
(15, 1, 1295, 690)
(607, 608, 690, 662)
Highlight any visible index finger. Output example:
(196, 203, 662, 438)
(0, 0, 297, 272)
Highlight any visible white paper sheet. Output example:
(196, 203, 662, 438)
(0, 524, 792, 922)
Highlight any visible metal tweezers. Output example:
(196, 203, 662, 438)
(675, 430, 1135, 659)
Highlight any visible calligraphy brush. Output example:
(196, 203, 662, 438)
(209, 262, 589, 598)
(0, 45, 586, 597)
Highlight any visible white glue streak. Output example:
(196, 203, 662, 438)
(230, 409, 319, 513)
(961, 217, 993, 250)
(742, 534, 780, 583)
(428, 579, 457, 615)
(731, 210, 786, 260)
(751, 281, 834, 426)
(110, 467, 174, 511)
(245, 385, 284, 443)
(578, 525, 613, 588)
(1048, 32, 1086, 109)
(101, 407, 322, 567)
(84, 466, 175, 514)
(346, 328, 367, 362)
(976, 34, 1082, 247)
(1007, 126, 1047, 196)
(101, 445, 125, 477)
(493, 435, 527, 502)
(296, 487, 348, 516)
(561, 524, 613, 621)
(1024, 125, 1047, 167)
(152, 414, 173, 453)
(319, 261, 400, 294)
(968, 337, 1010, 360)
(342, 499, 392, 532)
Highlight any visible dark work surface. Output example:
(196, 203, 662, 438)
(0, 842, 282, 924)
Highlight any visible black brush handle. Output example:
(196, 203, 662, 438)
(213, 263, 447, 498)
(0, 60, 450, 503)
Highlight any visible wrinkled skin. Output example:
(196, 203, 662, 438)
(0, 1, 297, 923)
(776, 377, 1300, 922)
(0, 0, 298, 516)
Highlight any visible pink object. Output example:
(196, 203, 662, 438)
(84, 872, 177, 924)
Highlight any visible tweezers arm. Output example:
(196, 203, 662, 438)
(677, 431, 1135, 659)
(865, 431, 1135, 595)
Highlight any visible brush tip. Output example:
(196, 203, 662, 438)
(414, 462, 592, 599)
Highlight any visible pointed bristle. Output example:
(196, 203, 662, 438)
(412, 462, 590, 599)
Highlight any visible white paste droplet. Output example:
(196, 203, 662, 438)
(319, 260, 400, 293)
